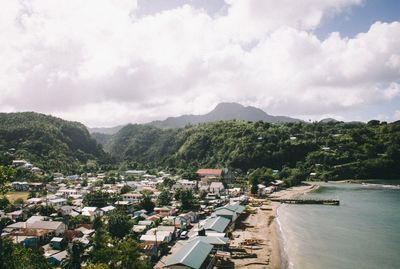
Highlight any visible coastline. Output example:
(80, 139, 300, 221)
(270, 184, 319, 269)
(230, 183, 318, 268)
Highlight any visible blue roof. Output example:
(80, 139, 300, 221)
(203, 216, 230, 233)
(164, 240, 213, 269)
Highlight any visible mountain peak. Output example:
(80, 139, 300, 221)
(148, 102, 302, 129)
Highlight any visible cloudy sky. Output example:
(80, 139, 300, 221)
(1, 0, 400, 127)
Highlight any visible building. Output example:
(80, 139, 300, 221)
(122, 192, 143, 203)
(196, 169, 223, 178)
(203, 216, 231, 234)
(209, 182, 225, 195)
(154, 206, 176, 217)
(164, 240, 214, 269)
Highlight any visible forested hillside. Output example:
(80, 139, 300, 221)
(0, 112, 110, 173)
(104, 120, 400, 182)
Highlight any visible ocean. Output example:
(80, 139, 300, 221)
(277, 181, 400, 269)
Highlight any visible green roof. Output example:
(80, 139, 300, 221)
(164, 240, 213, 269)
(188, 236, 229, 246)
(219, 203, 245, 214)
(203, 216, 230, 233)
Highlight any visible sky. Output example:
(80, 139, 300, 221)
(0, 0, 399, 127)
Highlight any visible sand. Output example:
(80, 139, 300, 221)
(230, 183, 318, 269)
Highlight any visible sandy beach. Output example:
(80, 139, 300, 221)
(230, 183, 318, 269)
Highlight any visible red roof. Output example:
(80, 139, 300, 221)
(196, 169, 223, 176)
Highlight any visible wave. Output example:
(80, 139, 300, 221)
(276, 205, 293, 269)
(361, 183, 400, 190)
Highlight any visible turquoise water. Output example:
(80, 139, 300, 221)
(277, 181, 400, 269)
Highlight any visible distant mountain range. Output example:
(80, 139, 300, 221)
(90, 102, 302, 134)
(89, 125, 124, 135)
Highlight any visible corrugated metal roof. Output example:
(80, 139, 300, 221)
(196, 169, 222, 176)
(223, 203, 245, 214)
(203, 216, 230, 233)
(164, 240, 213, 269)
(188, 236, 229, 245)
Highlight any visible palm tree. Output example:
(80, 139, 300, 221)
(61, 241, 85, 269)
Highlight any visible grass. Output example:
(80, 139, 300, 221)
(4, 191, 30, 203)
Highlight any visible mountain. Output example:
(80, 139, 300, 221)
(148, 102, 302, 129)
(0, 112, 109, 173)
(320, 118, 339, 123)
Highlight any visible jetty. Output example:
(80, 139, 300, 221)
(270, 198, 340, 206)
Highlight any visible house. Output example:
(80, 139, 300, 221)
(48, 198, 67, 209)
(173, 179, 197, 190)
(29, 182, 45, 192)
(212, 203, 245, 222)
(197, 169, 223, 184)
(50, 237, 64, 250)
(133, 225, 148, 233)
(81, 207, 102, 219)
(209, 182, 225, 195)
(57, 189, 79, 198)
(29, 220, 66, 236)
(7, 210, 25, 221)
(196, 169, 223, 178)
(188, 236, 229, 250)
(122, 192, 143, 203)
(11, 181, 29, 191)
(125, 170, 147, 176)
(58, 205, 73, 216)
(140, 233, 169, 245)
(203, 216, 231, 234)
(133, 209, 148, 218)
(164, 240, 214, 269)
(145, 228, 174, 243)
(31, 167, 41, 173)
(100, 205, 116, 215)
(26, 197, 43, 205)
(47, 250, 68, 266)
(154, 206, 176, 217)
(5, 219, 66, 238)
(12, 160, 28, 167)
(115, 200, 134, 213)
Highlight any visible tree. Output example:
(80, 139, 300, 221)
(84, 191, 111, 208)
(108, 211, 133, 239)
(250, 177, 259, 195)
(113, 238, 151, 269)
(120, 185, 132, 194)
(157, 190, 171, 206)
(61, 241, 85, 269)
(139, 195, 155, 213)
(162, 177, 176, 188)
(0, 166, 15, 196)
(0, 238, 51, 269)
(92, 216, 103, 231)
(175, 189, 196, 211)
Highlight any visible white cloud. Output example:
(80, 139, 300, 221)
(394, 110, 400, 121)
(0, 0, 399, 126)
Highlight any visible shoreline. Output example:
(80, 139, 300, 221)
(270, 183, 319, 269)
(230, 183, 318, 268)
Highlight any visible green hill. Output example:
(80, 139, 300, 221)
(0, 112, 109, 173)
(107, 120, 400, 182)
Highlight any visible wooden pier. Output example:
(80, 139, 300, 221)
(270, 198, 340, 206)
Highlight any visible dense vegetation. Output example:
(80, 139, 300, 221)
(0, 112, 110, 174)
(1, 112, 399, 184)
(102, 120, 400, 183)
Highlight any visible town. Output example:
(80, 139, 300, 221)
(0, 159, 288, 269)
